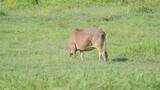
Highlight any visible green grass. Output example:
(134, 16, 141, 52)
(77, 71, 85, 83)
(0, 1, 160, 90)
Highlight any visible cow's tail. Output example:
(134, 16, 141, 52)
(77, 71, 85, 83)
(101, 32, 106, 49)
(101, 32, 108, 60)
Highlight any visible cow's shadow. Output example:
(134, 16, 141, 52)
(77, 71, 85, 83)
(112, 57, 128, 62)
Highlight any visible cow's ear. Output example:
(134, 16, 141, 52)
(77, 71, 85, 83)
(75, 28, 79, 30)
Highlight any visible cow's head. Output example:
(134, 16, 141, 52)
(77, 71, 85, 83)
(66, 42, 76, 57)
(65, 46, 74, 56)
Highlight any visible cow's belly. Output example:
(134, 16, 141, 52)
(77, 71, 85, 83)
(83, 47, 95, 51)
(75, 37, 95, 51)
(76, 45, 95, 51)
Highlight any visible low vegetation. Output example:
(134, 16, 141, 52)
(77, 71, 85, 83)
(0, 0, 160, 90)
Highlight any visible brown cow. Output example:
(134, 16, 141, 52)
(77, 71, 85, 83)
(66, 28, 108, 61)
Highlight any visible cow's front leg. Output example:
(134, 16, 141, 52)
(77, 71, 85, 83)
(72, 50, 76, 58)
(80, 51, 84, 61)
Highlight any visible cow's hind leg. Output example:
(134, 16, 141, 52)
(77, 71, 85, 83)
(99, 51, 102, 61)
(98, 49, 103, 61)
(98, 48, 107, 62)
(102, 49, 107, 62)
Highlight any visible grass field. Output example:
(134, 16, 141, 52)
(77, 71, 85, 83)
(0, 1, 160, 90)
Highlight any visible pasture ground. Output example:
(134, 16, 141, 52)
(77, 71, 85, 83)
(0, 1, 160, 90)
